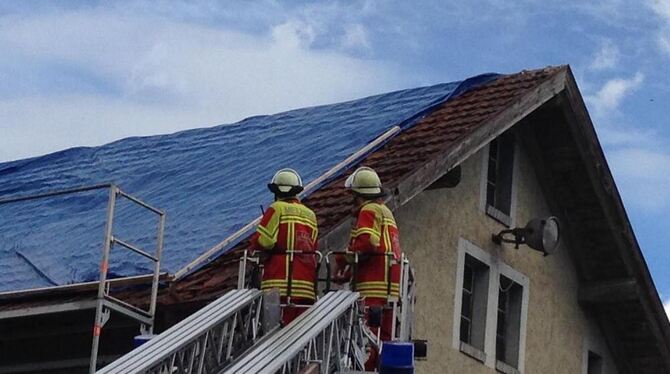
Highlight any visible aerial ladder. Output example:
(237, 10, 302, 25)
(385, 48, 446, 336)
(98, 249, 419, 374)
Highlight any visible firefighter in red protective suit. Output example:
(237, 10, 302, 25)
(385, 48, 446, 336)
(337, 166, 401, 370)
(250, 168, 319, 326)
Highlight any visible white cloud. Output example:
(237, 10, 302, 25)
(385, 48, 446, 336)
(648, 0, 670, 56)
(271, 20, 317, 49)
(0, 4, 409, 162)
(649, 0, 670, 20)
(590, 40, 620, 70)
(665, 299, 670, 322)
(586, 73, 644, 115)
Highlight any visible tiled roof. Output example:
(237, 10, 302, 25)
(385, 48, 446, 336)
(166, 66, 562, 304)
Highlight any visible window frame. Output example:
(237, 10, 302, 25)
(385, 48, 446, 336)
(459, 254, 491, 360)
(494, 273, 527, 373)
(479, 134, 519, 228)
(582, 338, 610, 374)
(453, 238, 529, 372)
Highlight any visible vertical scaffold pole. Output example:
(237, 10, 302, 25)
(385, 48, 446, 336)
(89, 185, 117, 374)
(146, 211, 166, 334)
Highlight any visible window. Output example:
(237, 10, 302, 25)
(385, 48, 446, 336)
(460, 255, 490, 355)
(495, 276, 523, 372)
(454, 239, 529, 372)
(587, 351, 603, 374)
(485, 132, 515, 225)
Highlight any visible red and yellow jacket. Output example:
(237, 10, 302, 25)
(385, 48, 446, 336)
(250, 199, 318, 300)
(347, 200, 401, 299)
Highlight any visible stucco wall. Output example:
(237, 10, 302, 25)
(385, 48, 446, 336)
(395, 141, 618, 374)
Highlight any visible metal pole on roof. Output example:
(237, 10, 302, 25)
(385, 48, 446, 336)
(89, 185, 117, 374)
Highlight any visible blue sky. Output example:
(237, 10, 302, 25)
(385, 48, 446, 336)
(1, 1, 669, 317)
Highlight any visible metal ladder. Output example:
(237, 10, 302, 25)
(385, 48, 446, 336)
(222, 290, 367, 374)
(97, 288, 277, 374)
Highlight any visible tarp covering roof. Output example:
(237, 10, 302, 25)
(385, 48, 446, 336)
(0, 74, 498, 292)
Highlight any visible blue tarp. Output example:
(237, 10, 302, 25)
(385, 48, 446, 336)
(0, 74, 498, 292)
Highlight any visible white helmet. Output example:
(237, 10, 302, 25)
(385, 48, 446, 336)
(268, 168, 303, 196)
(345, 166, 384, 197)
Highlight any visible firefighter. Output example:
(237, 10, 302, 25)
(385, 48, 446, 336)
(249, 168, 319, 325)
(338, 166, 401, 369)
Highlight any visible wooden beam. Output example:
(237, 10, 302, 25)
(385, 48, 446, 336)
(578, 278, 639, 305)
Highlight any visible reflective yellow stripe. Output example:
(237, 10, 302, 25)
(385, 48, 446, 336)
(256, 224, 274, 239)
(281, 215, 318, 230)
(261, 284, 315, 299)
(261, 279, 314, 287)
(263, 285, 315, 292)
(351, 227, 380, 238)
(257, 203, 282, 249)
(382, 217, 396, 226)
(261, 289, 315, 299)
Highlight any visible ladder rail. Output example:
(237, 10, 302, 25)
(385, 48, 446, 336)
(222, 290, 363, 374)
(97, 288, 271, 374)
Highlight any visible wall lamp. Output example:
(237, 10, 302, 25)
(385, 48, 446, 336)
(492, 216, 560, 256)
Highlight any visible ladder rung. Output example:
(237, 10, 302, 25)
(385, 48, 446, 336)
(112, 237, 158, 262)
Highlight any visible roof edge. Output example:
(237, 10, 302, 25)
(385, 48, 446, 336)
(560, 66, 670, 369)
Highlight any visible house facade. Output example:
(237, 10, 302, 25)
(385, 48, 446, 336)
(398, 142, 617, 373)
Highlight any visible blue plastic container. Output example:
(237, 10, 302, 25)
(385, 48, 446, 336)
(380, 341, 414, 374)
(133, 334, 154, 348)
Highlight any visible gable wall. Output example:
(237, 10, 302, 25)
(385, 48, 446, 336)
(395, 137, 618, 373)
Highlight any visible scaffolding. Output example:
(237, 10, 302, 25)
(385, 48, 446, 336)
(0, 183, 166, 374)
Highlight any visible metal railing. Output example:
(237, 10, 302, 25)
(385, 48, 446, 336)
(97, 288, 278, 374)
(237, 248, 417, 343)
(0, 183, 166, 374)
